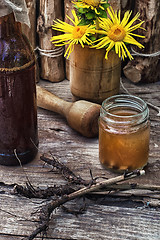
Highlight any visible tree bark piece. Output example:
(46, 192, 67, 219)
(22, 0, 36, 48)
(37, 0, 65, 82)
(22, 0, 39, 82)
(120, 0, 134, 10)
(123, 0, 160, 83)
(64, 0, 73, 80)
(109, 0, 121, 10)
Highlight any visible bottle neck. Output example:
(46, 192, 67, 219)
(0, 12, 22, 39)
(0, 12, 34, 70)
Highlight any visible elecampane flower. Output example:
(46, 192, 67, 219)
(50, 10, 95, 58)
(73, 0, 107, 14)
(94, 7, 145, 60)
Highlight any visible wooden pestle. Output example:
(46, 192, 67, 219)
(36, 86, 101, 137)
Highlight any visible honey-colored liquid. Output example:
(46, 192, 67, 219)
(99, 111, 150, 171)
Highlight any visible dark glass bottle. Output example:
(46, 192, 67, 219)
(0, 12, 38, 165)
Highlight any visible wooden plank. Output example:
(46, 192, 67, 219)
(48, 203, 160, 240)
(0, 193, 160, 239)
(36, 79, 160, 182)
(1, 78, 159, 185)
(0, 78, 160, 239)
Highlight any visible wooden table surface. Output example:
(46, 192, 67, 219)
(0, 78, 160, 240)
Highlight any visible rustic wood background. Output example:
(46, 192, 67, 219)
(0, 1, 160, 239)
(22, 0, 160, 83)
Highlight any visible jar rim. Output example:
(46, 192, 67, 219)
(101, 94, 149, 126)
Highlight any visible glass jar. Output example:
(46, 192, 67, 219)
(0, 12, 38, 165)
(99, 95, 150, 171)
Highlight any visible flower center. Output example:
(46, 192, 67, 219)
(108, 25, 126, 42)
(72, 26, 87, 39)
(83, 0, 100, 7)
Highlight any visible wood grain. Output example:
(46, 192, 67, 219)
(37, 0, 65, 82)
(22, 0, 37, 48)
(0, 78, 160, 239)
(123, 0, 160, 83)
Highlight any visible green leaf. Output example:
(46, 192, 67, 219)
(78, 18, 92, 26)
(101, 3, 110, 10)
(86, 12, 95, 20)
(89, 35, 97, 41)
(78, 8, 87, 14)
(99, 10, 107, 19)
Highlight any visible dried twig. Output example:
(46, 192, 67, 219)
(23, 170, 145, 240)
(40, 155, 90, 185)
(13, 155, 160, 200)
(92, 183, 160, 193)
(14, 182, 74, 199)
(14, 155, 90, 199)
(13, 177, 160, 200)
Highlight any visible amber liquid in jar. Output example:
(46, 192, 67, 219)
(99, 95, 150, 171)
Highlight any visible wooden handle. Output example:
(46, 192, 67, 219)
(36, 85, 101, 137)
(36, 85, 72, 117)
(66, 100, 101, 137)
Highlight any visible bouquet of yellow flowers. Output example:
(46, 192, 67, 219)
(51, 0, 145, 61)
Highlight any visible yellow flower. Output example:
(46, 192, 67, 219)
(73, 0, 106, 14)
(94, 7, 145, 60)
(84, 0, 101, 7)
(50, 10, 95, 58)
